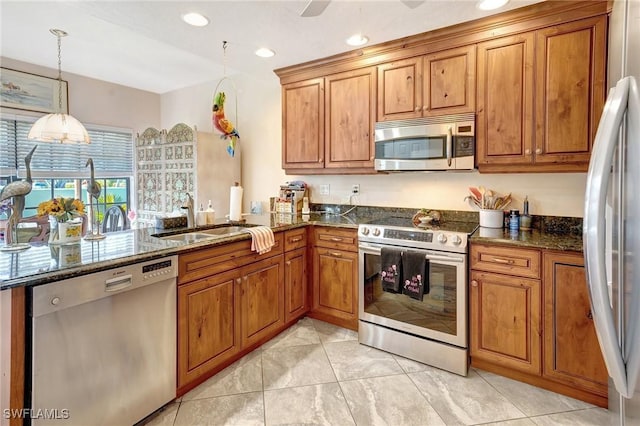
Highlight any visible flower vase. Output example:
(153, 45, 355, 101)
(49, 216, 83, 244)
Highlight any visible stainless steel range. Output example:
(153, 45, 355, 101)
(358, 217, 476, 376)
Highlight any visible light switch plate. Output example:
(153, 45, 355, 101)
(319, 184, 330, 195)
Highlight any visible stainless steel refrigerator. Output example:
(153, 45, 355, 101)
(584, 0, 640, 424)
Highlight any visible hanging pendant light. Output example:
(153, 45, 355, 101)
(27, 29, 90, 144)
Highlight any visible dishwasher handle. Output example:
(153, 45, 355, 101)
(105, 275, 133, 292)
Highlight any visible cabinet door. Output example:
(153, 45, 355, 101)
(282, 78, 325, 169)
(325, 67, 376, 169)
(470, 271, 541, 375)
(312, 247, 358, 329)
(423, 45, 476, 117)
(178, 269, 241, 389)
(377, 57, 423, 121)
(543, 252, 608, 396)
(285, 247, 308, 323)
(240, 255, 284, 348)
(476, 33, 535, 167)
(534, 16, 606, 165)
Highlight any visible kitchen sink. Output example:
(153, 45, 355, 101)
(159, 232, 219, 243)
(199, 226, 249, 236)
(155, 224, 257, 242)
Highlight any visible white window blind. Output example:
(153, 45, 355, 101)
(2, 118, 134, 178)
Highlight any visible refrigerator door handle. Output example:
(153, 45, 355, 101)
(584, 76, 631, 398)
(622, 76, 640, 399)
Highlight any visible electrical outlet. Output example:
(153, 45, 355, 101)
(319, 184, 330, 195)
(351, 184, 360, 195)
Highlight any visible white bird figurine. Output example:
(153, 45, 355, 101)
(86, 158, 101, 203)
(85, 157, 105, 240)
(0, 145, 37, 243)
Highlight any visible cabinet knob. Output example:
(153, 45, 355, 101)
(525, 149, 531, 155)
(319, 158, 323, 163)
(471, 280, 479, 287)
(535, 148, 542, 155)
(415, 106, 421, 112)
(587, 310, 593, 320)
(286, 260, 291, 266)
(422, 106, 428, 111)
(236, 278, 241, 285)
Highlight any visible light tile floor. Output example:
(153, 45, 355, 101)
(145, 317, 612, 426)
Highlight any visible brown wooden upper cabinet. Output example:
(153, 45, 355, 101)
(377, 45, 476, 122)
(282, 68, 376, 173)
(476, 15, 607, 172)
(282, 78, 324, 170)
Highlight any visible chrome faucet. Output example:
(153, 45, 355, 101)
(181, 193, 194, 228)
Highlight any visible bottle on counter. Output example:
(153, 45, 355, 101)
(196, 203, 207, 226)
(520, 196, 532, 231)
(206, 200, 215, 225)
(509, 209, 520, 232)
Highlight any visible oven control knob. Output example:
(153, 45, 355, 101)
(451, 235, 462, 245)
(360, 227, 370, 236)
(437, 233, 448, 244)
(373, 228, 381, 237)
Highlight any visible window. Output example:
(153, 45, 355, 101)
(0, 116, 134, 222)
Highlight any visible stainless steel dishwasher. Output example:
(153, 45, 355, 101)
(29, 256, 177, 426)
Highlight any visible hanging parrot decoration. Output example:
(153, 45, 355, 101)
(212, 91, 240, 157)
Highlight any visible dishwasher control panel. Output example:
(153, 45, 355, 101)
(142, 258, 175, 281)
(32, 256, 178, 317)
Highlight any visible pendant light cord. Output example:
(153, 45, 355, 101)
(57, 32, 63, 113)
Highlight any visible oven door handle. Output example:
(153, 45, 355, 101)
(359, 245, 464, 263)
(426, 254, 464, 264)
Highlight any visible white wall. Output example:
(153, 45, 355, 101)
(162, 71, 588, 218)
(1, 57, 160, 130)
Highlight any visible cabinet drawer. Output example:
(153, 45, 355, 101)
(471, 244, 541, 279)
(179, 233, 283, 285)
(284, 228, 307, 252)
(313, 227, 357, 252)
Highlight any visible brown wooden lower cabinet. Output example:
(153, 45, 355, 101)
(240, 256, 284, 348)
(284, 247, 308, 323)
(470, 270, 542, 376)
(177, 269, 241, 390)
(470, 243, 608, 408)
(543, 251, 608, 398)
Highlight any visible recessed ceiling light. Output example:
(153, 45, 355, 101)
(346, 34, 369, 47)
(477, 0, 509, 11)
(255, 48, 276, 58)
(182, 12, 209, 27)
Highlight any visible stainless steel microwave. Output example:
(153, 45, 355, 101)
(374, 114, 475, 171)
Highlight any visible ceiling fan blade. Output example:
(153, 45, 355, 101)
(301, 0, 331, 17)
(401, 0, 425, 9)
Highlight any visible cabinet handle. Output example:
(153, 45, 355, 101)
(330, 237, 343, 242)
(535, 148, 542, 155)
(491, 257, 514, 265)
(289, 237, 302, 243)
(328, 251, 343, 258)
(471, 280, 479, 287)
(525, 149, 531, 155)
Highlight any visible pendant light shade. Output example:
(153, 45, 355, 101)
(27, 29, 90, 144)
(27, 113, 90, 144)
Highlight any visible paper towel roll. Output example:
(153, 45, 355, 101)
(229, 184, 243, 221)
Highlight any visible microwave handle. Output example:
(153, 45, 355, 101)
(446, 127, 453, 167)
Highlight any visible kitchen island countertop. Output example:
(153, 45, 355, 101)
(0, 213, 360, 290)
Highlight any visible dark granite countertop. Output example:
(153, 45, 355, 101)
(0, 206, 584, 290)
(0, 212, 360, 290)
(470, 227, 583, 252)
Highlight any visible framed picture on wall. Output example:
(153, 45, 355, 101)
(0, 67, 69, 114)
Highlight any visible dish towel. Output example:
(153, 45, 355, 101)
(402, 250, 429, 301)
(381, 247, 403, 293)
(244, 226, 275, 254)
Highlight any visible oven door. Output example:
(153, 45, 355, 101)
(358, 242, 467, 348)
